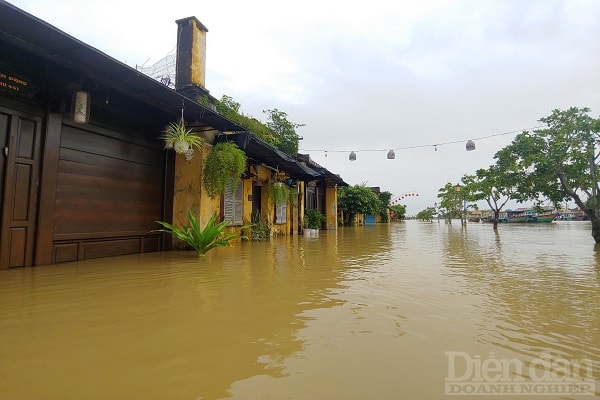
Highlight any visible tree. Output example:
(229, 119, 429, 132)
(496, 107, 600, 241)
(389, 204, 406, 221)
(416, 207, 436, 221)
(338, 185, 382, 225)
(377, 191, 393, 222)
(437, 182, 465, 224)
(263, 108, 303, 156)
(467, 160, 525, 230)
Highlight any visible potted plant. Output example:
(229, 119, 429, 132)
(203, 141, 247, 198)
(304, 208, 325, 237)
(160, 120, 204, 160)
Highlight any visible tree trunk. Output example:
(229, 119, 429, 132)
(590, 214, 600, 243)
(492, 209, 500, 230)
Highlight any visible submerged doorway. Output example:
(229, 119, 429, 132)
(0, 107, 42, 268)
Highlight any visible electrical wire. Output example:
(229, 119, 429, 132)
(299, 125, 545, 153)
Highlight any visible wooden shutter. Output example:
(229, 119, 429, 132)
(224, 179, 243, 225)
(275, 199, 287, 224)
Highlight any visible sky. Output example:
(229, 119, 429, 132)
(8, 0, 600, 214)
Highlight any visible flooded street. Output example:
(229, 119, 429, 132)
(1, 221, 598, 399)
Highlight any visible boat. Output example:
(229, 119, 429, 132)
(533, 214, 556, 223)
(503, 209, 556, 223)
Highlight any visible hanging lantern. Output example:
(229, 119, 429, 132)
(466, 140, 476, 151)
(349, 151, 357, 161)
(72, 91, 91, 124)
(387, 149, 395, 159)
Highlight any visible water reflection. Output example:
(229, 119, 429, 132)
(441, 221, 600, 383)
(0, 222, 598, 399)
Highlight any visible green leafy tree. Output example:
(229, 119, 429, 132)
(263, 108, 303, 156)
(377, 191, 393, 222)
(496, 107, 600, 241)
(416, 207, 436, 221)
(338, 185, 382, 225)
(470, 153, 528, 229)
(437, 182, 465, 224)
(389, 204, 406, 221)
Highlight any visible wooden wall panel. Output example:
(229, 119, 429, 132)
(51, 123, 166, 261)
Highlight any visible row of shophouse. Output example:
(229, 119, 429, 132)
(0, 2, 346, 268)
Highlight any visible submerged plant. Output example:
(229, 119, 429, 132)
(154, 211, 247, 255)
(250, 211, 271, 241)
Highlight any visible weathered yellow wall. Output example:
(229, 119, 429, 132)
(298, 181, 306, 231)
(172, 142, 220, 248)
(191, 20, 206, 87)
(173, 153, 304, 245)
(325, 185, 338, 230)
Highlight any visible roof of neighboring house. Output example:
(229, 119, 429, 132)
(296, 153, 348, 186)
(215, 132, 321, 181)
(0, 1, 244, 132)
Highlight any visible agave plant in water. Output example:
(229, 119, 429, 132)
(154, 211, 248, 255)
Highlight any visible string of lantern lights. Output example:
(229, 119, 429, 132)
(299, 125, 545, 161)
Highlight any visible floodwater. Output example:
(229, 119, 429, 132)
(0, 221, 598, 400)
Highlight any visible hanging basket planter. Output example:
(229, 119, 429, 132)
(160, 120, 204, 159)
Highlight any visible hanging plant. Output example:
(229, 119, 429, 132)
(160, 120, 204, 160)
(268, 181, 290, 206)
(203, 141, 247, 198)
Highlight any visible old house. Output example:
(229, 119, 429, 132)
(0, 2, 345, 268)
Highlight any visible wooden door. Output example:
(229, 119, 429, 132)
(0, 108, 42, 268)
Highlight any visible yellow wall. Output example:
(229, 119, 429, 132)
(325, 185, 338, 230)
(172, 142, 220, 248)
(191, 20, 207, 88)
(172, 146, 306, 246)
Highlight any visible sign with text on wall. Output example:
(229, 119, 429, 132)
(0, 68, 38, 99)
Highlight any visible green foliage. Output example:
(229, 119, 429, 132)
(493, 107, 600, 241)
(263, 108, 303, 156)
(154, 211, 247, 255)
(437, 181, 470, 222)
(389, 204, 406, 220)
(338, 185, 382, 225)
(250, 211, 271, 241)
(416, 208, 436, 221)
(377, 191, 393, 222)
(268, 181, 290, 206)
(203, 142, 247, 198)
(495, 107, 599, 209)
(209, 95, 278, 145)
(199, 95, 303, 156)
(305, 208, 326, 229)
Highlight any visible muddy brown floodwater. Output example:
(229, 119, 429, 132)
(1, 221, 598, 399)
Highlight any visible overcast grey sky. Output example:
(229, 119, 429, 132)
(9, 0, 600, 214)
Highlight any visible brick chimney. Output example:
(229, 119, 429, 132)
(175, 16, 210, 98)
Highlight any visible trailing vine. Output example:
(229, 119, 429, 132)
(203, 142, 247, 198)
(268, 181, 290, 206)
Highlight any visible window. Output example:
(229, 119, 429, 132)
(275, 199, 287, 224)
(224, 179, 243, 225)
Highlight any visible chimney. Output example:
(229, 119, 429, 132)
(175, 17, 210, 98)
